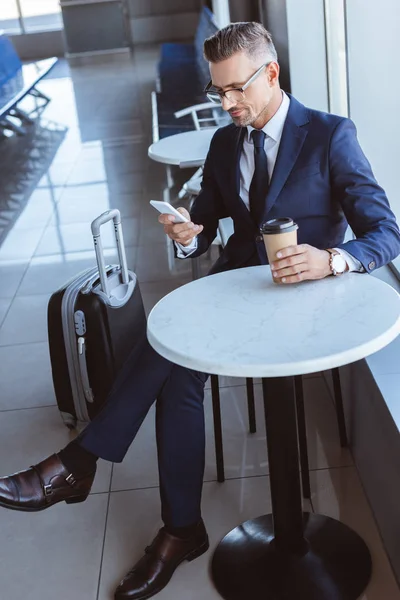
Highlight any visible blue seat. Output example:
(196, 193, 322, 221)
(0, 35, 22, 88)
(160, 43, 196, 63)
(0, 33, 57, 133)
(154, 7, 219, 140)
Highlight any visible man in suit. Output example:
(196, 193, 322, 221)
(0, 22, 399, 600)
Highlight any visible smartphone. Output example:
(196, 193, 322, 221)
(149, 200, 189, 223)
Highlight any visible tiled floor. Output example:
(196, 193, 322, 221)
(0, 47, 399, 600)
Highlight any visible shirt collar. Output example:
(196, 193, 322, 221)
(245, 91, 290, 143)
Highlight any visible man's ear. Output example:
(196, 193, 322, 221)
(268, 62, 280, 86)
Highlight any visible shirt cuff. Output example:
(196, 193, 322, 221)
(334, 248, 364, 272)
(175, 237, 198, 258)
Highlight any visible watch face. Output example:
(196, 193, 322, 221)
(332, 254, 346, 273)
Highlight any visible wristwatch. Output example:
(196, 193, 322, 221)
(326, 248, 347, 276)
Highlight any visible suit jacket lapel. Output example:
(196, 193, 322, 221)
(224, 95, 310, 227)
(261, 95, 310, 222)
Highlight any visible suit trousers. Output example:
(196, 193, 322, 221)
(76, 337, 208, 529)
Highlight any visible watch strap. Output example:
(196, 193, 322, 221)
(326, 248, 343, 276)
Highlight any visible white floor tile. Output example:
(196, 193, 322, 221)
(0, 406, 112, 494)
(11, 189, 56, 230)
(0, 259, 29, 299)
(0, 226, 45, 261)
(0, 294, 50, 345)
(49, 189, 142, 225)
(0, 297, 12, 327)
(34, 218, 140, 256)
(135, 242, 194, 283)
(65, 159, 146, 186)
(17, 252, 100, 295)
(141, 278, 191, 315)
(0, 493, 108, 600)
(0, 342, 55, 410)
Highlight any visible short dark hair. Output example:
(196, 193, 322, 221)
(203, 22, 278, 64)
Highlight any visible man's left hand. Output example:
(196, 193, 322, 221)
(270, 244, 332, 284)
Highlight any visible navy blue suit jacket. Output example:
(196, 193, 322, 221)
(187, 94, 400, 274)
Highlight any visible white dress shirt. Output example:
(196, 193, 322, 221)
(176, 92, 362, 272)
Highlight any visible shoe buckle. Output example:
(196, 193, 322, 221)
(44, 484, 53, 496)
(65, 473, 77, 487)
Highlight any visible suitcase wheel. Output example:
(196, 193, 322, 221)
(61, 412, 77, 430)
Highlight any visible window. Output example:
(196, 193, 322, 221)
(284, 0, 400, 277)
(19, 0, 62, 32)
(0, 0, 22, 34)
(0, 0, 62, 34)
(324, 0, 348, 117)
(343, 0, 400, 274)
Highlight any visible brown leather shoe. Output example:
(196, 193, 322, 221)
(0, 454, 95, 511)
(115, 521, 209, 600)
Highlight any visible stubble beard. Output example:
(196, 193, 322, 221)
(250, 100, 272, 128)
(234, 100, 272, 129)
(230, 107, 252, 127)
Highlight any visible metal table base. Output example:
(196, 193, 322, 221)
(211, 377, 372, 600)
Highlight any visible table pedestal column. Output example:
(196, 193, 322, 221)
(211, 377, 372, 600)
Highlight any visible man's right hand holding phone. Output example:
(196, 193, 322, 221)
(158, 208, 204, 247)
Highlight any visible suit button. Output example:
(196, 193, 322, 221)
(368, 261, 376, 270)
(256, 235, 263, 243)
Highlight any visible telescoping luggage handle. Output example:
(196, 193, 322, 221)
(91, 209, 129, 298)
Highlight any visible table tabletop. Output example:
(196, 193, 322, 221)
(147, 127, 218, 166)
(147, 266, 400, 377)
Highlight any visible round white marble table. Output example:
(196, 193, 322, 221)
(147, 127, 218, 167)
(147, 266, 400, 600)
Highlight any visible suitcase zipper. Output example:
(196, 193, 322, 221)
(61, 268, 97, 423)
(77, 337, 94, 403)
(74, 311, 94, 403)
(61, 265, 117, 423)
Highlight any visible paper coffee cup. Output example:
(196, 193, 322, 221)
(260, 218, 299, 282)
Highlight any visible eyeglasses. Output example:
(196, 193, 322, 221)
(204, 62, 270, 105)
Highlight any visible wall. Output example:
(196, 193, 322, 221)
(128, 0, 203, 44)
(61, 1, 129, 56)
(228, 0, 259, 22)
(260, 0, 291, 94)
(345, 0, 400, 271)
(324, 357, 400, 586)
(285, 0, 328, 110)
(9, 30, 65, 60)
(212, 0, 230, 28)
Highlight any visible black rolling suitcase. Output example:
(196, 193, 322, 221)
(48, 209, 147, 429)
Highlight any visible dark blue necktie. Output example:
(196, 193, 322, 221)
(249, 129, 269, 225)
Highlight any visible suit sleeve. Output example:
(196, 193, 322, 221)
(330, 118, 400, 271)
(174, 130, 230, 260)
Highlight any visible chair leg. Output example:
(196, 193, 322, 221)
(246, 378, 257, 434)
(211, 375, 225, 483)
(165, 164, 174, 189)
(332, 368, 348, 447)
(191, 257, 200, 280)
(294, 375, 311, 500)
